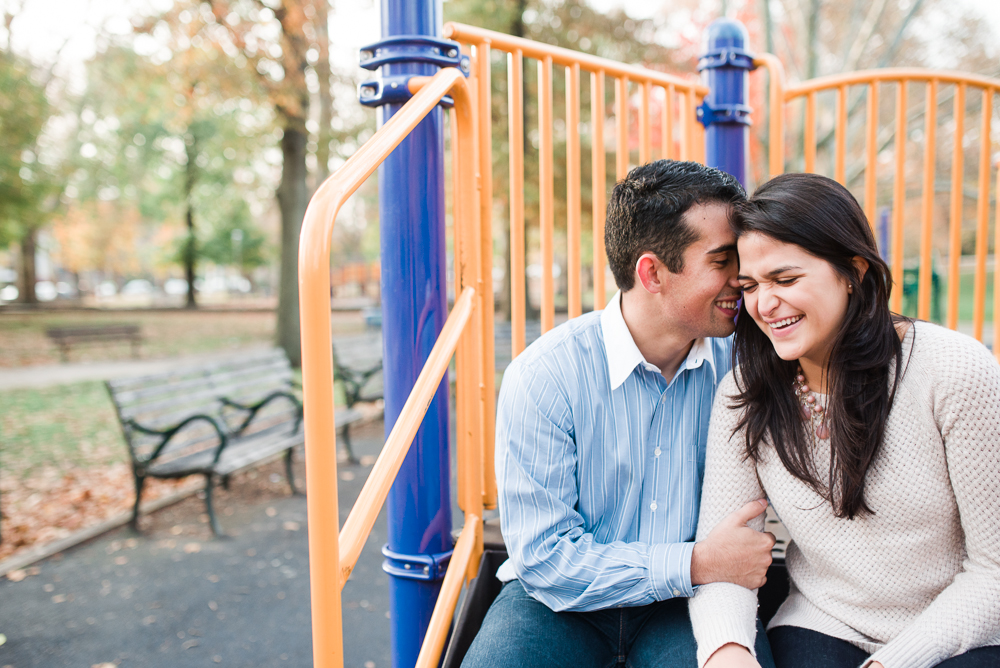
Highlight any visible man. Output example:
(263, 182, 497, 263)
(463, 160, 776, 668)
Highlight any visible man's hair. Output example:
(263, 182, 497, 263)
(604, 160, 746, 291)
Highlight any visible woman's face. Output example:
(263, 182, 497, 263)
(736, 232, 852, 370)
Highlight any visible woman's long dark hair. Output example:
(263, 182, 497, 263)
(731, 173, 908, 519)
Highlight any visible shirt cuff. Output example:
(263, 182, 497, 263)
(649, 541, 696, 600)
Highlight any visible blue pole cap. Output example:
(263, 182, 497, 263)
(704, 17, 749, 50)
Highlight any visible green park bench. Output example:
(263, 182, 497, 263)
(331, 332, 383, 463)
(105, 348, 362, 536)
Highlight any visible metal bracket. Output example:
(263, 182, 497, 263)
(381, 544, 453, 582)
(697, 100, 753, 128)
(359, 75, 454, 109)
(358, 35, 470, 108)
(697, 47, 756, 72)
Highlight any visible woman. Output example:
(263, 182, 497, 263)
(688, 173, 1000, 668)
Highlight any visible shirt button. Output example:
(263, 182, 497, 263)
(649, 502, 658, 511)
(673, 588, 681, 596)
(654, 447, 662, 457)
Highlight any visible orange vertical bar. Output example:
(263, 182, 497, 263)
(994, 161, 1000, 359)
(539, 56, 555, 334)
(919, 80, 938, 321)
(679, 89, 691, 161)
(835, 84, 847, 184)
(805, 92, 816, 173)
(567, 63, 582, 319)
(475, 41, 496, 510)
(664, 84, 675, 160)
(592, 71, 607, 311)
(616, 77, 629, 180)
(865, 82, 879, 229)
(508, 50, 526, 358)
(640, 80, 651, 164)
(947, 83, 966, 330)
(973, 88, 992, 342)
(891, 81, 907, 314)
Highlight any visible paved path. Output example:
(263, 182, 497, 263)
(0, 421, 397, 668)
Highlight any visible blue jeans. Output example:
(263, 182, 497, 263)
(769, 626, 1000, 668)
(462, 579, 777, 668)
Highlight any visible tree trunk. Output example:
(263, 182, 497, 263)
(276, 124, 309, 367)
(18, 228, 37, 305)
(314, 0, 332, 185)
(184, 133, 198, 309)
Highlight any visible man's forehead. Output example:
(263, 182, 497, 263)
(681, 202, 736, 248)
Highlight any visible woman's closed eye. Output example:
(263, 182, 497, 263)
(739, 282, 758, 293)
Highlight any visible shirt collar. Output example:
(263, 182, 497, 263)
(600, 290, 717, 390)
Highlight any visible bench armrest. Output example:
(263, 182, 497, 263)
(219, 391, 303, 436)
(128, 413, 230, 466)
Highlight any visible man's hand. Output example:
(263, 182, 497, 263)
(691, 499, 774, 589)
(704, 643, 761, 668)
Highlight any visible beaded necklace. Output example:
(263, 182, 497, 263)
(793, 366, 830, 440)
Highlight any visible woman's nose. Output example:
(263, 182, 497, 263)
(758, 286, 780, 315)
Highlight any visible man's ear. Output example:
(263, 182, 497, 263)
(635, 253, 667, 294)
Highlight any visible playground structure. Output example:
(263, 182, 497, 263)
(299, 5, 1000, 668)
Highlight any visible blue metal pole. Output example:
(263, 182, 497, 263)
(699, 18, 753, 188)
(375, 1, 453, 667)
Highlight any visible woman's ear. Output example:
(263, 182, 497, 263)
(849, 256, 870, 292)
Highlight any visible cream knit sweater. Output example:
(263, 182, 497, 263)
(689, 321, 1000, 668)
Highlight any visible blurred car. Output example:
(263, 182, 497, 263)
(96, 281, 117, 297)
(121, 279, 154, 295)
(35, 281, 57, 301)
(164, 278, 189, 296)
(0, 284, 18, 301)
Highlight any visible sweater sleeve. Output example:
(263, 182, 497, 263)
(688, 372, 767, 668)
(865, 335, 1000, 668)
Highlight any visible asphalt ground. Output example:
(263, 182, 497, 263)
(0, 419, 395, 668)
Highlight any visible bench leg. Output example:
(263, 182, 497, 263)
(338, 424, 359, 465)
(204, 474, 225, 537)
(221, 474, 231, 491)
(284, 448, 301, 496)
(131, 475, 146, 531)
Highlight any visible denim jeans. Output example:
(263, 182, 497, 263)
(769, 626, 1000, 668)
(462, 579, 777, 668)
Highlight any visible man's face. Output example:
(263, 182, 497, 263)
(662, 202, 741, 338)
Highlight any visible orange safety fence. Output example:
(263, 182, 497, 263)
(755, 57, 1000, 357)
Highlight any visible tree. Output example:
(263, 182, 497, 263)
(0, 29, 56, 303)
(60, 42, 272, 303)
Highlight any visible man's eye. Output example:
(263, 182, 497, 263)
(775, 278, 797, 286)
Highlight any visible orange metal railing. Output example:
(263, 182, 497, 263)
(299, 67, 485, 668)
(445, 22, 708, 352)
(300, 28, 709, 668)
(755, 57, 1000, 357)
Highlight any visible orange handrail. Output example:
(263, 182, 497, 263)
(298, 67, 482, 668)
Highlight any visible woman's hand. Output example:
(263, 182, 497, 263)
(704, 643, 761, 668)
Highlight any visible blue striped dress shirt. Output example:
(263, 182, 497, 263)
(494, 291, 734, 612)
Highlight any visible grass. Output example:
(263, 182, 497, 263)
(899, 269, 995, 328)
(0, 381, 127, 478)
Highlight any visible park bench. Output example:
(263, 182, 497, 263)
(332, 332, 383, 462)
(106, 348, 362, 536)
(46, 323, 143, 362)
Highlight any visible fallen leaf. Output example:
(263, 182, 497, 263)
(182, 639, 199, 649)
(265, 507, 277, 517)
(6, 569, 26, 582)
(114, 556, 128, 565)
(183, 542, 201, 554)
(282, 521, 299, 531)
(208, 600, 218, 611)
(52, 594, 66, 603)
(91, 663, 116, 668)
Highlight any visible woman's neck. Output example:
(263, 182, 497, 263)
(798, 356, 829, 394)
